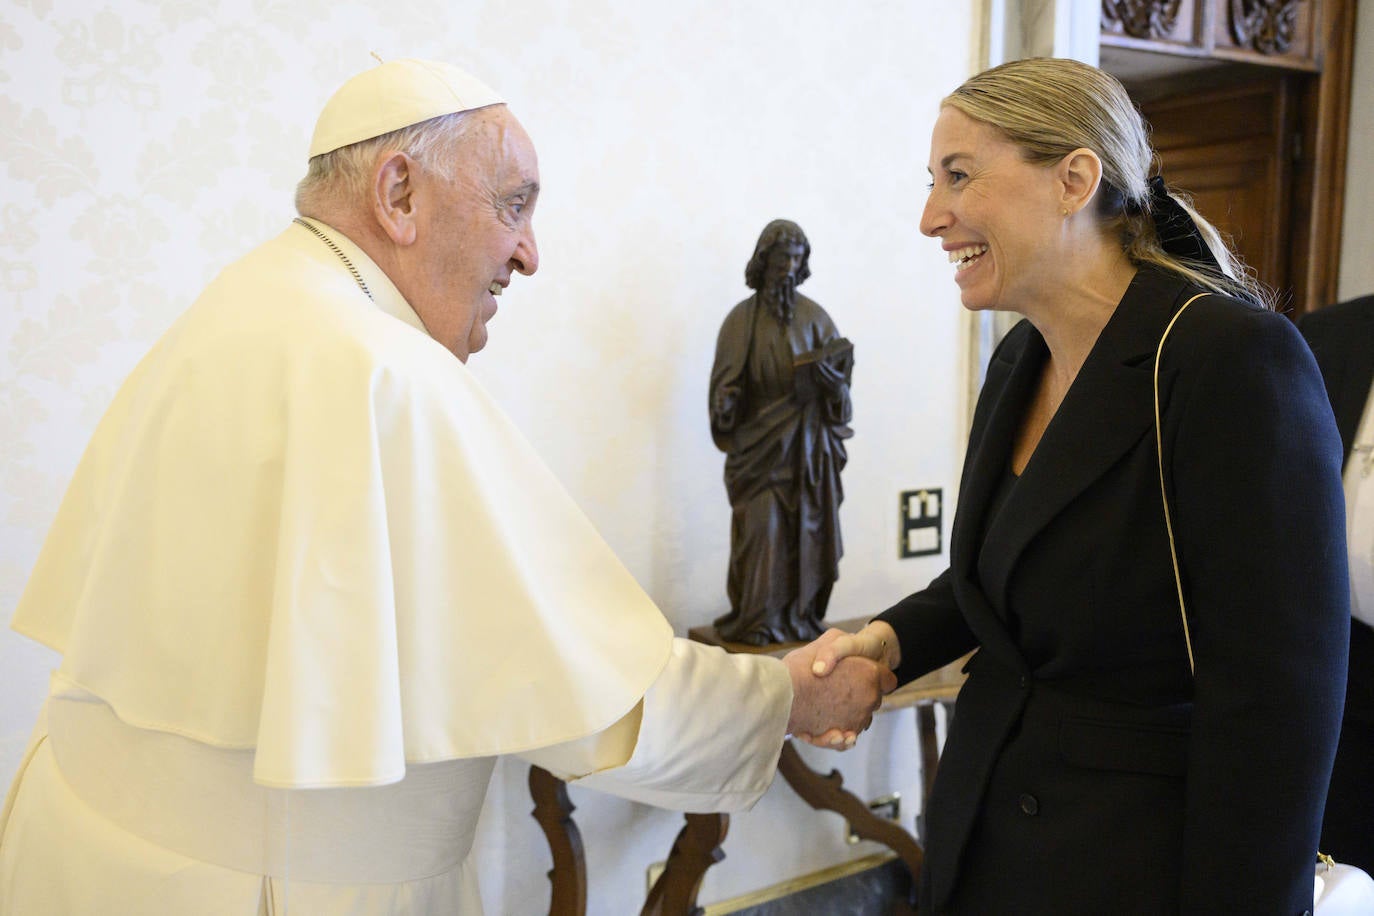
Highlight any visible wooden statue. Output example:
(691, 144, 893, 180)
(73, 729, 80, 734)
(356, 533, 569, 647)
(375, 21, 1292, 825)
(708, 220, 853, 646)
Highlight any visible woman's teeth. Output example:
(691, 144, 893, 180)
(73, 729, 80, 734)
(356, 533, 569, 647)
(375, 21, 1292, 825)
(949, 245, 988, 271)
(488, 282, 502, 296)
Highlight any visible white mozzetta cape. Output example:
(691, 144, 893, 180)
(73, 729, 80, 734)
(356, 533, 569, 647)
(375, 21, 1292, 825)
(11, 221, 675, 789)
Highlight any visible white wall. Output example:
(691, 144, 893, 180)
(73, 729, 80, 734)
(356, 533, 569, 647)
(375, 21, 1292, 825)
(1338, 0, 1374, 302)
(0, 1, 982, 912)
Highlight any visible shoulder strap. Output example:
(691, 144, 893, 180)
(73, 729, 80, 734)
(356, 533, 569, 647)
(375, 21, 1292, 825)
(1153, 292, 1210, 676)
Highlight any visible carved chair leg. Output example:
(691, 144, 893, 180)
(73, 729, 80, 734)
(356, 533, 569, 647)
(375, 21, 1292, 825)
(777, 740, 922, 905)
(641, 812, 729, 916)
(529, 765, 587, 916)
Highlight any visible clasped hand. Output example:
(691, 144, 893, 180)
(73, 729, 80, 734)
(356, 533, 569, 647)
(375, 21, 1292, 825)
(782, 625, 899, 750)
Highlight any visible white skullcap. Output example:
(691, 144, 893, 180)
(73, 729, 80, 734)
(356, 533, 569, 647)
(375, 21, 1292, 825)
(307, 58, 506, 159)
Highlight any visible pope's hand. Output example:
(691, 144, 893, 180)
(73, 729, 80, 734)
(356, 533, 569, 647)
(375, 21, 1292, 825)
(783, 632, 896, 750)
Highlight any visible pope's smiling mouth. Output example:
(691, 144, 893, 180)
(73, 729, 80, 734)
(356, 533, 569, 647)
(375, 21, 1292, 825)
(950, 244, 989, 271)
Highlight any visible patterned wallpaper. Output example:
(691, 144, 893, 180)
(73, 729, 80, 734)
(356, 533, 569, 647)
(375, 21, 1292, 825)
(0, 1, 982, 911)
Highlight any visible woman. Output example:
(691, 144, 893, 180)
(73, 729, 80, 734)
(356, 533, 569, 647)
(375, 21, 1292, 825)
(816, 58, 1348, 913)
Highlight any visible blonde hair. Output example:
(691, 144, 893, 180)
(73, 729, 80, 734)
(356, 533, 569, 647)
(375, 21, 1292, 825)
(943, 58, 1270, 309)
(294, 109, 482, 217)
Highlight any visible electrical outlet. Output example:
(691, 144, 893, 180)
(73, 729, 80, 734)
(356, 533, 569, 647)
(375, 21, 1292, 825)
(900, 489, 942, 558)
(846, 793, 902, 844)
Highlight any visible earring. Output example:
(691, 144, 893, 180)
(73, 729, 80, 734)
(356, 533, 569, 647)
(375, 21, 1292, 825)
(1061, 208, 1069, 216)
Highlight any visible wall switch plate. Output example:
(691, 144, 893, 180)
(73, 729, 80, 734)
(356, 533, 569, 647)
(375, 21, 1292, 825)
(900, 488, 942, 558)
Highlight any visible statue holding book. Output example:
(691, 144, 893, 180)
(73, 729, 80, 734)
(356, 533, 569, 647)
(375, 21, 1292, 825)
(708, 219, 854, 646)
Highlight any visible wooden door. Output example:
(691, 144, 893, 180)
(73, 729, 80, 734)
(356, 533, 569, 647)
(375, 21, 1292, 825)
(1099, 0, 1358, 319)
(1137, 75, 1301, 309)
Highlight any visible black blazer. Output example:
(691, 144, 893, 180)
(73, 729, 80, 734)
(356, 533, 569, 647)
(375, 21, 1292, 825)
(879, 267, 1349, 915)
(1298, 294, 1374, 723)
(1298, 294, 1374, 872)
(1297, 293, 1374, 725)
(1298, 294, 1374, 467)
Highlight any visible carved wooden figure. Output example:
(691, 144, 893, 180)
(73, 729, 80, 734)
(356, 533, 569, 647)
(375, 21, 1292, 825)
(708, 220, 853, 646)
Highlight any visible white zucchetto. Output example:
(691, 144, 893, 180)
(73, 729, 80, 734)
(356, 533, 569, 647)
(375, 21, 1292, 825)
(308, 58, 506, 159)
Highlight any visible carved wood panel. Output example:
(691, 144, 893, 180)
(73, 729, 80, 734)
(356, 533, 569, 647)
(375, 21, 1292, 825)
(1102, 0, 1184, 40)
(1229, 0, 1303, 54)
(1099, 0, 1187, 38)
(1101, 0, 1202, 48)
(1100, 0, 1318, 67)
(1214, 0, 1315, 63)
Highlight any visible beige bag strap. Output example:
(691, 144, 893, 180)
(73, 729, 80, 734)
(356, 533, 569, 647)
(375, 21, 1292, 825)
(1153, 292, 1209, 676)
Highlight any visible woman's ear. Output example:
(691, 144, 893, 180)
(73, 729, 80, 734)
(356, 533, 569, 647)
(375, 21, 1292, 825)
(372, 152, 418, 246)
(1058, 147, 1104, 217)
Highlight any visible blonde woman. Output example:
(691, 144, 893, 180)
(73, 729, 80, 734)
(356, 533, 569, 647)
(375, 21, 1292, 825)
(817, 58, 1347, 914)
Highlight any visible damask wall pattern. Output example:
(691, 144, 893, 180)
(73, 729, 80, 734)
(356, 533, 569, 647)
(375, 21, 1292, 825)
(0, 1, 985, 910)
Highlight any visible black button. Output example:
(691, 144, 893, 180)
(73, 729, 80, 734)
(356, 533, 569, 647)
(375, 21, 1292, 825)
(1018, 793, 1039, 815)
(1019, 675, 1029, 689)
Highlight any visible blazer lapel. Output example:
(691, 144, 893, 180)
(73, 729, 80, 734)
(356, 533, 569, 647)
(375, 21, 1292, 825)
(977, 269, 1187, 611)
(949, 321, 1043, 666)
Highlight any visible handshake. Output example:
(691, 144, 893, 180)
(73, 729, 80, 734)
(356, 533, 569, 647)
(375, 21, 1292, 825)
(781, 622, 901, 750)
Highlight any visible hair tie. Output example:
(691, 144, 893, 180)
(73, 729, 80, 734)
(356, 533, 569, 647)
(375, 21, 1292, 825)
(1142, 175, 1220, 271)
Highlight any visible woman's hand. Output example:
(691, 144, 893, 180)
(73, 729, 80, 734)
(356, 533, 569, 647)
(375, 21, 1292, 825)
(810, 621, 900, 676)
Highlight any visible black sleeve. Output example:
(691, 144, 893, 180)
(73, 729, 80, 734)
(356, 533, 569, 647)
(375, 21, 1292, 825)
(1164, 303, 1348, 912)
(874, 568, 978, 685)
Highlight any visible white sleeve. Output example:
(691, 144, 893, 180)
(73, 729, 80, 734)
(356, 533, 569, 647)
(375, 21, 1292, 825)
(518, 638, 792, 812)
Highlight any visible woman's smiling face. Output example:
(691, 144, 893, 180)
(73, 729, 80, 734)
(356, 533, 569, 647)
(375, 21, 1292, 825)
(920, 106, 1065, 314)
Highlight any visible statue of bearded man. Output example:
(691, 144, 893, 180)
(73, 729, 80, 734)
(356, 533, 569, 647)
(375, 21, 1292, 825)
(708, 219, 854, 646)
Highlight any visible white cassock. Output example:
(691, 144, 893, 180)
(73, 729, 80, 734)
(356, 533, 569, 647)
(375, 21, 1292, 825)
(0, 220, 793, 914)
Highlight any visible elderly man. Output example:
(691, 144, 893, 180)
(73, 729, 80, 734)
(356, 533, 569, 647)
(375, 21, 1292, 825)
(0, 60, 892, 914)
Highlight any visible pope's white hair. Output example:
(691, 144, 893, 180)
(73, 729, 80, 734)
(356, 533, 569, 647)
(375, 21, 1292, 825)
(294, 108, 484, 217)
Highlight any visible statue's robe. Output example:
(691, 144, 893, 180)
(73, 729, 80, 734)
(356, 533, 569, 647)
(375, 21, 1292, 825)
(709, 292, 853, 644)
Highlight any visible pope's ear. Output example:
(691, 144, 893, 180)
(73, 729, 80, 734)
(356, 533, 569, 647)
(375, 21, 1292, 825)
(373, 152, 417, 246)
(1058, 147, 1103, 217)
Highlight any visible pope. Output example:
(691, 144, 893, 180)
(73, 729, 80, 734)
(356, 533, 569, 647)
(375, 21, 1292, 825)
(0, 59, 894, 914)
